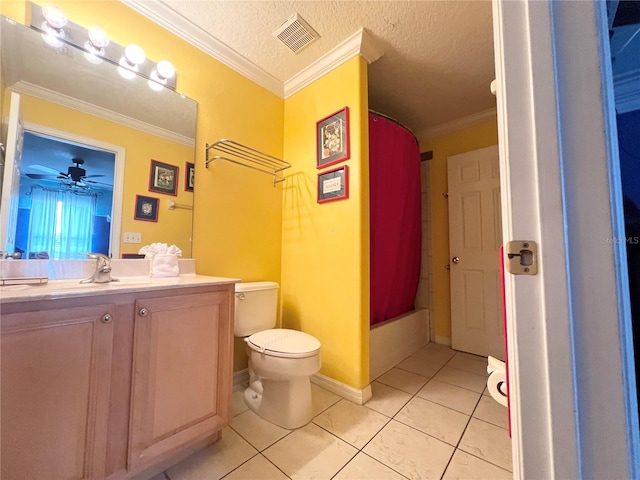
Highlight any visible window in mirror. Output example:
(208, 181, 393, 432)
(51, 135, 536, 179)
(17, 131, 116, 260)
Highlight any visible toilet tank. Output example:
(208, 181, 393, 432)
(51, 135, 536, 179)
(234, 281, 279, 337)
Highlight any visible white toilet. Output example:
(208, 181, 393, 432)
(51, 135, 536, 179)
(234, 281, 321, 429)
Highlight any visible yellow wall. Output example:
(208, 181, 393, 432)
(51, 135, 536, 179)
(3, 0, 286, 370)
(282, 57, 370, 389)
(4, 1, 372, 381)
(19, 95, 193, 255)
(419, 119, 498, 340)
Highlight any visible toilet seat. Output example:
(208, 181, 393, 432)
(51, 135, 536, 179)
(246, 328, 321, 359)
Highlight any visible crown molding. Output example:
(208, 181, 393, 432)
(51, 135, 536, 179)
(122, 0, 283, 97)
(12, 81, 195, 147)
(418, 107, 498, 141)
(284, 28, 383, 99)
(614, 69, 640, 114)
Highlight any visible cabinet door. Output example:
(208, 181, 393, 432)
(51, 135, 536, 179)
(1, 303, 115, 480)
(128, 290, 233, 469)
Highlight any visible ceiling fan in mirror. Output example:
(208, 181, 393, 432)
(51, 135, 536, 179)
(26, 158, 112, 190)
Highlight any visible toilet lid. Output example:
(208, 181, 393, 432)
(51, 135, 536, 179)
(246, 329, 321, 358)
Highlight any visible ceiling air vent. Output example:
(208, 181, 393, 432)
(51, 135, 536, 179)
(273, 13, 319, 54)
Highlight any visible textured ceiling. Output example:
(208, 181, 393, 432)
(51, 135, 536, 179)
(147, 0, 497, 139)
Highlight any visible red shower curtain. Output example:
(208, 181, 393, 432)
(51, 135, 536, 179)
(369, 113, 422, 326)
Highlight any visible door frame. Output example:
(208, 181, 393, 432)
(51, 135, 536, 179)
(493, 0, 639, 477)
(23, 122, 125, 259)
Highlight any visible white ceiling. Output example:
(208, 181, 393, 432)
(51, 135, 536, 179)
(126, 0, 497, 140)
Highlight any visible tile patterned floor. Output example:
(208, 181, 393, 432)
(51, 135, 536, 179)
(152, 343, 512, 480)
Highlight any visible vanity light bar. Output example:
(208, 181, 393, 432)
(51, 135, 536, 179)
(26, 1, 177, 90)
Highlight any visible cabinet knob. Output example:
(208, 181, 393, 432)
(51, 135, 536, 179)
(102, 314, 112, 323)
(139, 308, 148, 317)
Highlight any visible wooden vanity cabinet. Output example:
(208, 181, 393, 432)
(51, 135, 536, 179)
(0, 282, 235, 480)
(1, 303, 115, 480)
(128, 290, 233, 471)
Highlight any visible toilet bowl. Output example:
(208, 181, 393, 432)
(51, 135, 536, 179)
(235, 282, 322, 429)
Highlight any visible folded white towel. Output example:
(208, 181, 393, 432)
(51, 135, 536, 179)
(150, 253, 179, 277)
(139, 243, 183, 257)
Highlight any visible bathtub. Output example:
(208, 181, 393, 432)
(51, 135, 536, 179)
(369, 308, 430, 380)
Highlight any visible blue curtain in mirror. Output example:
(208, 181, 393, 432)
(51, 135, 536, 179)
(27, 188, 97, 259)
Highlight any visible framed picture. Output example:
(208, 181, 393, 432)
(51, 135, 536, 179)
(317, 165, 349, 204)
(185, 162, 195, 192)
(134, 194, 159, 222)
(149, 159, 178, 196)
(121, 253, 145, 259)
(316, 107, 350, 169)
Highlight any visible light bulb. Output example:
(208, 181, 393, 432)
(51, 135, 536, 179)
(40, 4, 67, 48)
(148, 60, 175, 91)
(83, 26, 109, 64)
(148, 76, 165, 91)
(118, 44, 145, 80)
(156, 60, 175, 80)
(124, 44, 145, 66)
(118, 58, 136, 80)
(88, 26, 109, 49)
(42, 4, 67, 29)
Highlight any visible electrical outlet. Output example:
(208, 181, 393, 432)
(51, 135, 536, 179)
(123, 232, 142, 244)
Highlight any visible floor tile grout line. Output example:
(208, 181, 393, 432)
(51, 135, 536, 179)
(409, 391, 482, 417)
(311, 408, 394, 452)
(217, 451, 262, 479)
(259, 452, 295, 479)
(438, 386, 487, 480)
(454, 447, 514, 475)
(469, 414, 510, 433)
(228, 421, 295, 454)
(224, 345, 506, 480)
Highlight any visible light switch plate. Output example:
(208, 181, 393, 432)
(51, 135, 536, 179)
(123, 232, 142, 244)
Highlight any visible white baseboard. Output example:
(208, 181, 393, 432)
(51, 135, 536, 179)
(233, 367, 372, 405)
(311, 373, 372, 405)
(435, 335, 452, 346)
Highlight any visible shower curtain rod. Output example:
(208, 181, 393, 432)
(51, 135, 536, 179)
(368, 109, 419, 145)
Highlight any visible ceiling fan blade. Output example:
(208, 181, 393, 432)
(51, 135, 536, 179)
(84, 174, 106, 178)
(26, 173, 56, 179)
(29, 164, 65, 176)
(85, 179, 113, 186)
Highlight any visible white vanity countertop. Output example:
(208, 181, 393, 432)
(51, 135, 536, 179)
(0, 274, 241, 304)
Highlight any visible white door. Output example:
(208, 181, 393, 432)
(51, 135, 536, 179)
(0, 92, 24, 256)
(447, 145, 503, 359)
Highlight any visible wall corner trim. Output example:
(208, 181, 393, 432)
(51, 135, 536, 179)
(283, 27, 383, 99)
(418, 108, 498, 141)
(13, 81, 195, 147)
(120, 2, 383, 102)
(121, 0, 284, 97)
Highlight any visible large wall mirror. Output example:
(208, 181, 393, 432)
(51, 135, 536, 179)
(0, 16, 197, 260)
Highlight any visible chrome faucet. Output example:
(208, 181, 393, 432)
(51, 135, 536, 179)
(81, 253, 118, 284)
(0, 251, 22, 259)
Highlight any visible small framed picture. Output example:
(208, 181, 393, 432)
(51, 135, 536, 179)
(149, 159, 178, 196)
(316, 107, 350, 169)
(185, 162, 195, 192)
(317, 165, 349, 204)
(134, 194, 159, 222)
(121, 253, 145, 259)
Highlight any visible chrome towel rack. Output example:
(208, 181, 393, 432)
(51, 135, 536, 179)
(205, 139, 291, 186)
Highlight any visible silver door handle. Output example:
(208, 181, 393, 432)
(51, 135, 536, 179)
(452, 256, 460, 264)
